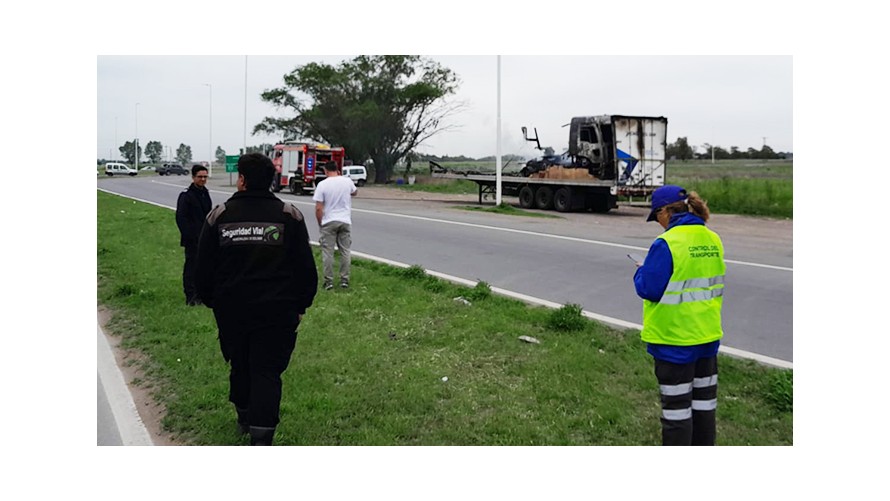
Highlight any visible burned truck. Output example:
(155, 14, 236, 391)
(431, 115, 667, 212)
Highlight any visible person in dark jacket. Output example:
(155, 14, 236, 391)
(175, 165, 212, 305)
(196, 153, 318, 446)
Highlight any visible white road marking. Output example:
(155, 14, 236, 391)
(97, 324, 153, 445)
(99, 186, 793, 369)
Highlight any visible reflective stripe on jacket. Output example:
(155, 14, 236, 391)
(641, 224, 725, 346)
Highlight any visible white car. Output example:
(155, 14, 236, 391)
(344, 165, 367, 186)
(105, 162, 138, 176)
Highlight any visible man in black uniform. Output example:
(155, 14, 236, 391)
(196, 153, 318, 445)
(175, 165, 212, 305)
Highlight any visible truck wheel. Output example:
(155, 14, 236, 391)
(518, 186, 535, 208)
(535, 186, 554, 210)
(554, 187, 573, 212)
(289, 181, 299, 194)
(357, 179, 366, 187)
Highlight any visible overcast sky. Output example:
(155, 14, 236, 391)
(97, 55, 791, 163)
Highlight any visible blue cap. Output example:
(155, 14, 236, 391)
(647, 185, 687, 221)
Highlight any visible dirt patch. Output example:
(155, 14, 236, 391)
(98, 305, 181, 446)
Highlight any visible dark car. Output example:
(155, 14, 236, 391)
(158, 163, 188, 176)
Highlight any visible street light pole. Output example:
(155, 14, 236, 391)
(496, 55, 502, 206)
(204, 83, 213, 177)
(135, 102, 140, 171)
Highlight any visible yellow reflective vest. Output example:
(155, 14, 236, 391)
(641, 225, 725, 346)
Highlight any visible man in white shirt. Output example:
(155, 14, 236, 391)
(313, 161, 357, 290)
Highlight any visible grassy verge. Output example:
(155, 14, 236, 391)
(393, 178, 479, 195)
(455, 204, 561, 219)
(668, 160, 792, 218)
(97, 191, 792, 445)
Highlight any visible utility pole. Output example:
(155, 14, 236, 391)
(135, 102, 140, 171)
(243, 55, 248, 153)
(496, 55, 502, 206)
(204, 83, 213, 177)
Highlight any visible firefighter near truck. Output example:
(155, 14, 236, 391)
(430, 115, 668, 213)
(271, 141, 346, 195)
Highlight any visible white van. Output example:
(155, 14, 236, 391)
(105, 162, 137, 176)
(344, 165, 367, 186)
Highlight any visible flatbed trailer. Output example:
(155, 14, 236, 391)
(429, 115, 667, 213)
(429, 168, 633, 212)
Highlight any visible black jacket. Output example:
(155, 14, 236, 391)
(176, 184, 212, 247)
(195, 190, 318, 315)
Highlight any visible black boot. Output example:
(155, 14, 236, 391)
(235, 407, 249, 435)
(249, 426, 276, 446)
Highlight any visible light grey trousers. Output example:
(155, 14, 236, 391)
(319, 220, 352, 286)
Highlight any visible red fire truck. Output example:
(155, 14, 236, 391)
(271, 141, 346, 194)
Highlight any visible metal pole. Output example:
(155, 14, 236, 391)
(135, 103, 140, 171)
(243, 55, 248, 153)
(205, 83, 212, 177)
(496, 55, 502, 206)
(114, 117, 118, 160)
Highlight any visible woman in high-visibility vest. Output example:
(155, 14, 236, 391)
(634, 185, 725, 446)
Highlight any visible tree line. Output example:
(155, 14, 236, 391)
(117, 140, 196, 166)
(667, 137, 790, 161)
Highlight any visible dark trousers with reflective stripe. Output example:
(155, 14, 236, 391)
(214, 310, 299, 429)
(654, 357, 718, 446)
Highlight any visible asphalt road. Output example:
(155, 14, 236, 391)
(97, 174, 793, 364)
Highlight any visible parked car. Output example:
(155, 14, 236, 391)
(140, 165, 156, 172)
(158, 163, 188, 176)
(105, 162, 138, 176)
(344, 165, 367, 186)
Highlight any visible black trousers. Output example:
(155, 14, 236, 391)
(213, 310, 300, 429)
(654, 356, 718, 446)
(182, 244, 198, 302)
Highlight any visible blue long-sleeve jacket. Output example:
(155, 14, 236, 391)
(634, 212, 720, 364)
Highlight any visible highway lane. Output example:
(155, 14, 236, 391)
(97, 175, 793, 364)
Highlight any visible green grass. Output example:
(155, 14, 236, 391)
(455, 204, 561, 219)
(667, 159, 793, 218)
(98, 191, 792, 445)
(394, 178, 479, 194)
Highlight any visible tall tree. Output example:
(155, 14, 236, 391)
(673, 137, 693, 161)
(119, 139, 142, 164)
(255, 55, 462, 183)
(215, 146, 227, 165)
(246, 143, 275, 155)
(176, 144, 193, 165)
(145, 141, 164, 163)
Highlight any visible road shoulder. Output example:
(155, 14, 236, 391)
(99, 306, 179, 446)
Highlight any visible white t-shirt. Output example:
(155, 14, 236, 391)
(313, 175, 357, 225)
